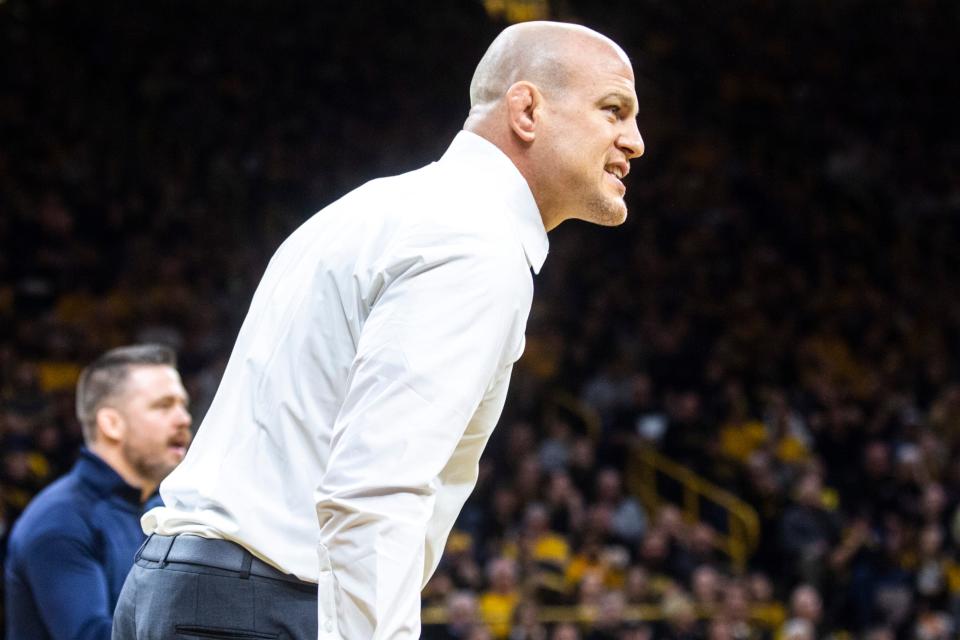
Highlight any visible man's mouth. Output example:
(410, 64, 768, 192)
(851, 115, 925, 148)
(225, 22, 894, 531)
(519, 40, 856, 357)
(605, 163, 628, 193)
(168, 437, 189, 458)
(606, 163, 627, 179)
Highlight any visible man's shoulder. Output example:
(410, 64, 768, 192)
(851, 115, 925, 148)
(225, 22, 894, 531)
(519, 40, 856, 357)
(352, 161, 516, 226)
(286, 160, 533, 283)
(7, 472, 94, 554)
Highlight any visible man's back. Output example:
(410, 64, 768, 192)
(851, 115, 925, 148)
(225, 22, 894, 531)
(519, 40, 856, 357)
(5, 450, 148, 640)
(147, 131, 545, 586)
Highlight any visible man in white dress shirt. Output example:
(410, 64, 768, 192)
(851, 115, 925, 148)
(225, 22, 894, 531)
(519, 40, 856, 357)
(113, 20, 643, 640)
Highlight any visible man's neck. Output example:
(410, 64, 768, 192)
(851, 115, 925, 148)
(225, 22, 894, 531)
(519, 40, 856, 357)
(87, 442, 155, 503)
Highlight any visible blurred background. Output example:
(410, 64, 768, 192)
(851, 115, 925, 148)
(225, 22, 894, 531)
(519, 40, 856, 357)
(2, 0, 960, 638)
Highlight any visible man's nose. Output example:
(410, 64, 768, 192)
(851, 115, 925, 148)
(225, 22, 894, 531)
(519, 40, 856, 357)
(618, 120, 644, 160)
(174, 404, 192, 429)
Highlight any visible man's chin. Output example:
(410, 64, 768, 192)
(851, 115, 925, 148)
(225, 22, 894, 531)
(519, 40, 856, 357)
(606, 206, 628, 226)
(568, 194, 628, 227)
(591, 200, 628, 227)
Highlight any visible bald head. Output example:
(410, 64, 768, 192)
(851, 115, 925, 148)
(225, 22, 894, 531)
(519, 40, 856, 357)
(468, 22, 630, 110)
(463, 21, 643, 231)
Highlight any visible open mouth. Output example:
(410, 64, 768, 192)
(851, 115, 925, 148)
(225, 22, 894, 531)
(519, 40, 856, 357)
(167, 437, 189, 458)
(606, 164, 627, 180)
(605, 164, 627, 193)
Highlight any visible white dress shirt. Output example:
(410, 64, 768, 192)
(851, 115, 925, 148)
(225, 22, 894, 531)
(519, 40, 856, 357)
(144, 131, 548, 639)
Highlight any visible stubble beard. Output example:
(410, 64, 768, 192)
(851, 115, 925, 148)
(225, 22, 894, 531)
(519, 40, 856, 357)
(122, 438, 176, 488)
(585, 192, 628, 227)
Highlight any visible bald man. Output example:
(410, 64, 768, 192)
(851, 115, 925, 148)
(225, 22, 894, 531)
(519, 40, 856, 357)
(113, 21, 643, 640)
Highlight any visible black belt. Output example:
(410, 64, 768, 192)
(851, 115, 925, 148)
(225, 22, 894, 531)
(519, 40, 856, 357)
(139, 534, 313, 586)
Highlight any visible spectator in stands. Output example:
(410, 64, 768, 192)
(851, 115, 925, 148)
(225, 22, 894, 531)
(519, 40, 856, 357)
(683, 523, 723, 577)
(779, 585, 822, 640)
(746, 572, 785, 630)
(516, 454, 547, 505)
(482, 484, 524, 555)
(637, 527, 676, 584)
(470, 626, 496, 640)
(849, 515, 917, 632)
(594, 468, 647, 546)
(623, 565, 664, 606)
(706, 617, 735, 640)
(657, 592, 700, 640)
(913, 610, 954, 640)
(919, 482, 949, 530)
(550, 622, 581, 640)
(584, 590, 627, 640)
(508, 601, 548, 640)
(915, 524, 952, 610)
(577, 572, 607, 607)
(425, 590, 483, 640)
(545, 469, 585, 536)
(539, 416, 575, 474)
(778, 619, 814, 640)
(480, 556, 522, 640)
(621, 623, 652, 640)
(718, 580, 759, 640)
(848, 441, 899, 522)
(690, 564, 723, 618)
(518, 503, 572, 602)
(778, 470, 837, 587)
(862, 626, 895, 640)
(568, 436, 599, 497)
(4, 344, 191, 640)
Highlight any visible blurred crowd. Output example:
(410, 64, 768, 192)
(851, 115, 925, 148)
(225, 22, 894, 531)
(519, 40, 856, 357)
(2, 0, 960, 638)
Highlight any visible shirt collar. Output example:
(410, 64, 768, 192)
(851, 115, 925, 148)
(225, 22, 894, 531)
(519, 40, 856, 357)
(75, 447, 145, 506)
(440, 130, 549, 274)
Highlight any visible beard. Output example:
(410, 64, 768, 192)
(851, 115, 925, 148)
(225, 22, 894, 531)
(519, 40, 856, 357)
(122, 438, 176, 487)
(584, 191, 628, 227)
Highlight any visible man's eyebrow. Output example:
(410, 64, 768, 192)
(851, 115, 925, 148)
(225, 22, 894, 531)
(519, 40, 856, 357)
(598, 92, 638, 116)
(152, 391, 191, 406)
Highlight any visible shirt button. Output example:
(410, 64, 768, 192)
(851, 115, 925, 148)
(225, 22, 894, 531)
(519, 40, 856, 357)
(324, 619, 334, 633)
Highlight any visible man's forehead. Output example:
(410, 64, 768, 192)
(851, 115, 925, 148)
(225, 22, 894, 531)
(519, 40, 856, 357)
(123, 365, 186, 395)
(565, 32, 633, 74)
(570, 61, 638, 105)
(562, 41, 635, 90)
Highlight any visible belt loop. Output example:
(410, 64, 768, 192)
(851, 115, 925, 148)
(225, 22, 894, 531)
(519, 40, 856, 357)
(239, 551, 253, 580)
(135, 534, 153, 561)
(159, 535, 177, 568)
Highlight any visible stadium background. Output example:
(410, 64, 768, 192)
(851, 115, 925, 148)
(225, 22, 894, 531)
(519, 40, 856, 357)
(2, 0, 960, 637)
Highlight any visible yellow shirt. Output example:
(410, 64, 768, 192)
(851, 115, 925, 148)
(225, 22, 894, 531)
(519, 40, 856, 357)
(479, 590, 520, 639)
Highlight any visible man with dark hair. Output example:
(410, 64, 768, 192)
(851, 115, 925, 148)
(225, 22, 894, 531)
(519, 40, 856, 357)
(115, 20, 643, 640)
(4, 344, 192, 640)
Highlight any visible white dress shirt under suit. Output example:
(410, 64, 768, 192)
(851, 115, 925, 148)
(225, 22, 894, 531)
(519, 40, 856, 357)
(144, 131, 549, 639)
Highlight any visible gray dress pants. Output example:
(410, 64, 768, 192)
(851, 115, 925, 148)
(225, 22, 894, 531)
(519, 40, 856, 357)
(113, 535, 318, 640)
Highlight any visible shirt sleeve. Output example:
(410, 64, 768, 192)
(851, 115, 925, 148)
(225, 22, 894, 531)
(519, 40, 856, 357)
(313, 237, 526, 639)
(20, 532, 113, 640)
(422, 364, 512, 585)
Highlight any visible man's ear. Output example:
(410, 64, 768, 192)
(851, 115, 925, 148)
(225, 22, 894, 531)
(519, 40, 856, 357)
(506, 81, 542, 143)
(95, 406, 125, 443)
